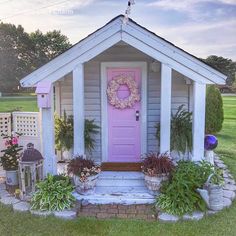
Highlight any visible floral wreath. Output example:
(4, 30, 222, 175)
(107, 75, 140, 109)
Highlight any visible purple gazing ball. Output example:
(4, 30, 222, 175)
(204, 135, 218, 151)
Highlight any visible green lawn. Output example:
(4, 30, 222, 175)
(0, 96, 236, 236)
(0, 97, 38, 112)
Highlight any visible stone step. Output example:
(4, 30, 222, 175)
(96, 171, 145, 187)
(73, 191, 155, 205)
(73, 185, 156, 205)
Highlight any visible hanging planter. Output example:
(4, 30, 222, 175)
(107, 75, 140, 109)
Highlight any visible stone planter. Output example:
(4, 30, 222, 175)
(6, 170, 19, 186)
(73, 174, 99, 195)
(144, 174, 168, 191)
(62, 149, 73, 160)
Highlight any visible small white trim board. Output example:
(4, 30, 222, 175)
(101, 62, 147, 162)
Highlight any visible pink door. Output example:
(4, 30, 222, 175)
(107, 67, 141, 163)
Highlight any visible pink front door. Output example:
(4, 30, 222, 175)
(107, 67, 141, 163)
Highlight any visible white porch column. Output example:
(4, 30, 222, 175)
(192, 82, 206, 161)
(160, 63, 172, 153)
(41, 89, 57, 175)
(73, 64, 85, 156)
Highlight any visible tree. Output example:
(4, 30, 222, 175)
(205, 85, 224, 134)
(203, 55, 236, 85)
(0, 23, 34, 92)
(30, 30, 71, 68)
(0, 23, 72, 92)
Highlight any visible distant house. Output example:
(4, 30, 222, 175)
(20, 15, 226, 175)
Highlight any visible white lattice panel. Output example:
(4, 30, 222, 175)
(0, 113, 11, 135)
(12, 112, 42, 152)
(12, 112, 40, 137)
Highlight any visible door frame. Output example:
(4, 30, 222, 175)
(101, 62, 147, 162)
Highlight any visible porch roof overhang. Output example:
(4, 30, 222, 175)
(20, 15, 227, 88)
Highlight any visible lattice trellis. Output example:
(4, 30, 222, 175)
(13, 112, 40, 137)
(0, 113, 11, 135)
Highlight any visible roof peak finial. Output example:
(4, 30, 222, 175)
(123, 0, 135, 25)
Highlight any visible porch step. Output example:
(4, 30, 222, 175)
(73, 186, 155, 205)
(96, 171, 146, 187)
(74, 171, 156, 205)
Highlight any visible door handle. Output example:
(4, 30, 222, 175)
(136, 110, 140, 121)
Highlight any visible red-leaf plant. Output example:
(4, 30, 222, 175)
(141, 152, 174, 177)
(67, 156, 101, 182)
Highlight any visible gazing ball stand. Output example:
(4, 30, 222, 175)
(204, 135, 218, 165)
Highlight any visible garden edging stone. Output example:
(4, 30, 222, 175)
(182, 211, 204, 221)
(0, 196, 20, 205)
(13, 201, 30, 212)
(0, 155, 235, 222)
(158, 212, 179, 222)
(54, 210, 77, 219)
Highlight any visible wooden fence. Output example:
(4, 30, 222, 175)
(0, 112, 41, 152)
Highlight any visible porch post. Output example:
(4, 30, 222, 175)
(73, 64, 85, 156)
(160, 63, 172, 153)
(192, 82, 206, 161)
(41, 88, 57, 175)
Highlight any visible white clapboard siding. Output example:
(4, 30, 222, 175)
(56, 43, 190, 161)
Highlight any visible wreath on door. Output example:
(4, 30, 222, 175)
(107, 75, 140, 109)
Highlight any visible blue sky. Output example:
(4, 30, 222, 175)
(0, 0, 236, 60)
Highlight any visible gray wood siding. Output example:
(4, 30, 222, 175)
(56, 43, 190, 162)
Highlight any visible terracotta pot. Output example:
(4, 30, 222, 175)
(144, 174, 168, 191)
(6, 170, 19, 186)
(73, 174, 99, 195)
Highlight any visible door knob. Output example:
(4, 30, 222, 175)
(136, 110, 140, 121)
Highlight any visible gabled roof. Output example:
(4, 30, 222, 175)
(20, 15, 227, 87)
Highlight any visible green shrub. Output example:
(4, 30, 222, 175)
(156, 161, 220, 216)
(31, 174, 75, 211)
(205, 85, 224, 134)
(156, 105, 192, 154)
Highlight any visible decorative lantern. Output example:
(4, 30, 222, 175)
(19, 143, 44, 200)
(204, 135, 218, 165)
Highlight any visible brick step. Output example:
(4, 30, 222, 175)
(77, 203, 156, 220)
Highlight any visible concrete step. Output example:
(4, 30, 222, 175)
(73, 171, 156, 205)
(96, 171, 145, 187)
(73, 188, 155, 205)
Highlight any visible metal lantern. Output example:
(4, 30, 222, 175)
(19, 143, 43, 200)
(204, 135, 218, 165)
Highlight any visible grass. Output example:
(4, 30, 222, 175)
(0, 97, 38, 112)
(0, 96, 236, 236)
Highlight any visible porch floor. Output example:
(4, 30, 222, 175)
(73, 171, 156, 205)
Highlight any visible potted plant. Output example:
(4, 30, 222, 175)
(0, 133, 23, 186)
(55, 112, 73, 160)
(67, 156, 101, 194)
(141, 152, 174, 191)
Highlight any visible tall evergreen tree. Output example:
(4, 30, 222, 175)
(205, 85, 224, 134)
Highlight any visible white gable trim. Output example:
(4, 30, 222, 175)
(20, 15, 226, 87)
(124, 22, 226, 83)
(21, 19, 122, 87)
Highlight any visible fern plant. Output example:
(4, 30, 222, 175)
(55, 112, 73, 151)
(155, 105, 192, 154)
(55, 112, 100, 153)
(85, 119, 99, 153)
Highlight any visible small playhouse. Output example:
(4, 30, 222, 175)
(20, 15, 227, 204)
